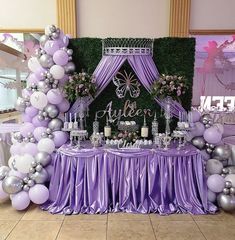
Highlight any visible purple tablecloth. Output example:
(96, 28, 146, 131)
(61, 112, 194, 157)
(41, 143, 217, 215)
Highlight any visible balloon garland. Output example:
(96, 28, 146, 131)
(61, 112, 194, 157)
(189, 110, 235, 212)
(0, 25, 75, 210)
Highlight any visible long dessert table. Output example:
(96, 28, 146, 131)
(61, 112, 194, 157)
(42, 143, 217, 215)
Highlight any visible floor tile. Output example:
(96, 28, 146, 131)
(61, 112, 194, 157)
(0, 221, 18, 240)
(64, 213, 107, 223)
(152, 221, 206, 240)
(57, 222, 106, 240)
(22, 204, 64, 221)
(192, 212, 224, 222)
(150, 213, 193, 222)
(197, 221, 235, 240)
(0, 200, 26, 220)
(6, 220, 62, 240)
(108, 212, 149, 221)
(107, 220, 155, 240)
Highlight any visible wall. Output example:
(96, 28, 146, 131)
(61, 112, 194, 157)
(190, 0, 235, 30)
(76, 0, 170, 38)
(0, 0, 57, 29)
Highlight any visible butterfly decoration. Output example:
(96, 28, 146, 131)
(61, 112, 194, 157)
(113, 70, 141, 98)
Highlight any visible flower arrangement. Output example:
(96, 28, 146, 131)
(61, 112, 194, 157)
(113, 131, 139, 143)
(151, 74, 188, 100)
(64, 72, 96, 102)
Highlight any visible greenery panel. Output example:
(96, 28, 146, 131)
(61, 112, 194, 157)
(68, 37, 195, 134)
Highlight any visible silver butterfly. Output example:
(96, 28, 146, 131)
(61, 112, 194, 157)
(113, 70, 141, 98)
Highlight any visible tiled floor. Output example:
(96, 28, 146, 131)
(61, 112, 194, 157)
(0, 199, 235, 240)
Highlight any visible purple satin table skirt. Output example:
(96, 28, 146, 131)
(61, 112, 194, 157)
(41, 143, 217, 215)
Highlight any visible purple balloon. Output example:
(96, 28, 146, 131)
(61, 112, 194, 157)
(47, 89, 63, 104)
(27, 73, 39, 85)
(29, 184, 49, 204)
(34, 68, 46, 80)
(57, 98, 70, 112)
(33, 127, 47, 141)
(10, 143, 22, 155)
(20, 122, 35, 137)
(191, 122, 206, 137)
(32, 116, 49, 127)
(22, 88, 32, 98)
(53, 50, 69, 66)
(0, 181, 9, 200)
(204, 127, 222, 144)
(188, 110, 201, 123)
(8, 170, 27, 179)
(25, 106, 38, 118)
(21, 113, 32, 123)
(207, 189, 216, 202)
(207, 174, 225, 193)
(22, 143, 38, 156)
(53, 131, 69, 147)
(200, 150, 211, 161)
(11, 191, 30, 210)
(44, 40, 60, 55)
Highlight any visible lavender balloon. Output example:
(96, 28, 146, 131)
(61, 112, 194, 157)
(53, 50, 69, 66)
(11, 191, 30, 210)
(53, 131, 69, 147)
(22, 143, 38, 156)
(32, 116, 49, 127)
(191, 122, 205, 137)
(57, 98, 70, 112)
(20, 123, 35, 137)
(44, 40, 60, 55)
(33, 127, 47, 141)
(29, 184, 49, 204)
(207, 174, 225, 193)
(25, 106, 38, 118)
(47, 89, 63, 105)
(204, 127, 222, 144)
(188, 110, 201, 123)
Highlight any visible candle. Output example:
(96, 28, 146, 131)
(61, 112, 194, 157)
(73, 113, 78, 129)
(68, 113, 73, 129)
(64, 113, 69, 129)
(141, 126, 149, 138)
(104, 126, 111, 137)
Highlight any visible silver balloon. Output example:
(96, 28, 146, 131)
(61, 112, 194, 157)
(206, 148, 213, 154)
(217, 193, 235, 212)
(31, 161, 37, 168)
(37, 81, 51, 93)
(49, 25, 57, 32)
(23, 185, 30, 192)
(23, 177, 30, 183)
(48, 118, 63, 131)
(52, 32, 59, 39)
(67, 49, 73, 56)
(44, 104, 59, 119)
(223, 188, 230, 195)
(41, 132, 48, 138)
(30, 169, 48, 184)
(29, 167, 36, 174)
(35, 152, 51, 167)
(27, 179, 35, 187)
(222, 168, 229, 174)
(192, 136, 206, 150)
(39, 34, 49, 48)
(205, 124, 211, 128)
(35, 164, 43, 172)
(15, 97, 26, 112)
(206, 159, 223, 175)
(39, 54, 54, 68)
(2, 176, 23, 194)
(212, 145, 232, 161)
(227, 166, 235, 174)
(225, 181, 232, 188)
(230, 187, 235, 195)
(0, 166, 10, 180)
(64, 62, 76, 74)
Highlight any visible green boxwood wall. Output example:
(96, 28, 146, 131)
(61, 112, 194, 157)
(68, 37, 195, 134)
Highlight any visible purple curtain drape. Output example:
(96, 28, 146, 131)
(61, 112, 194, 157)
(69, 54, 186, 118)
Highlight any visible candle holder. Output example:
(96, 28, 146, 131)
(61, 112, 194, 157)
(151, 112, 158, 137)
(104, 115, 112, 139)
(164, 97, 172, 135)
(141, 115, 149, 139)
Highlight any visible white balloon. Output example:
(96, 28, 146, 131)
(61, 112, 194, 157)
(45, 25, 52, 35)
(28, 57, 42, 72)
(15, 154, 35, 174)
(49, 65, 65, 79)
(37, 138, 55, 154)
(30, 92, 48, 110)
(225, 174, 235, 187)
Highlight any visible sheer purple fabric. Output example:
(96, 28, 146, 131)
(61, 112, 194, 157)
(41, 144, 217, 215)
(69, 55, 186, 118)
